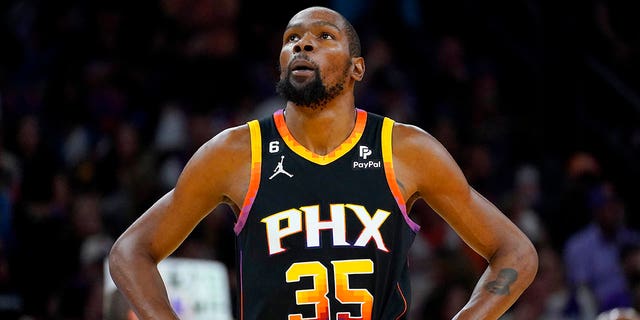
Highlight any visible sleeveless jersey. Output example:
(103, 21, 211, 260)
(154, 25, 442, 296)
(234, 108, 420, 320)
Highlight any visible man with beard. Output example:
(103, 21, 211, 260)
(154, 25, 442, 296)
(109, 6, 538, 320)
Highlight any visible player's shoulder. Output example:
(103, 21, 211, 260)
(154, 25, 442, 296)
(196, 122, 252, 160)
(386, 120, 460, 169)
(389, 121, 442, 153)
(215, 122, 252, 145)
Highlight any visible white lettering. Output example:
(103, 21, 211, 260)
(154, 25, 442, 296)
(347, 204, 391, 252)
(261, 209, 302, 254)
(302, 205, 348, 248)
(352, 160, 381, 169)
(262, 204, 391, 255)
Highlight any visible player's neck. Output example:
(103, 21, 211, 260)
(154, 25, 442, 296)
(283, 101, 357, 156)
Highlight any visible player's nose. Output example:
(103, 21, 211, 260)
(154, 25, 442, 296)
(294, 34, 314, 53)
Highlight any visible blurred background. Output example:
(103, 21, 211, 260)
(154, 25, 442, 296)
(1, 0, 639, 319)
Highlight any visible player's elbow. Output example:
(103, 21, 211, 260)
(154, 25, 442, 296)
(108, 233, 148, 284)
(490, 233, 539, 289)
(108, 236, 129, 281)
(515, 237, 539, 287)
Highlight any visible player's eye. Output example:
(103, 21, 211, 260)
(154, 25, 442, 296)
(287, 34, 300, 42)
(320, 32, 334, 40)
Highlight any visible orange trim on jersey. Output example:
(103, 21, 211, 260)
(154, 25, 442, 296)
(381, 117, 420, 232)
(394, 282, 408, 320)
(273, 108, 367, 165)
(234, 120, 261, 235)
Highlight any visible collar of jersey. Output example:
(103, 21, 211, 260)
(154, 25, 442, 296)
(273, 108, 367, 165)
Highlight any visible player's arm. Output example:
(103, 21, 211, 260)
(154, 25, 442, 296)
(392, 123, 538, 320)
(108, 124, 251, 319)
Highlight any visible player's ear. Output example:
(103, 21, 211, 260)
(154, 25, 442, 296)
(351, 57, 365, 81)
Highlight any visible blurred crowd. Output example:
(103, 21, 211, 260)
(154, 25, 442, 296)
(1, 0, 639, 319)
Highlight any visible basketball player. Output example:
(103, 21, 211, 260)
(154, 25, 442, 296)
(108, 6, 538, 319)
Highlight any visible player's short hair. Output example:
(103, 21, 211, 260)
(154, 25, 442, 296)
(342, 18, 361, 58)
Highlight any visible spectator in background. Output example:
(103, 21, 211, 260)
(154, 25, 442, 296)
(97, 120, 159, 235)
(418, 248, 476, 320)
(596, 307, 640, 320)
(564, 180, 640, 313)
(13, 115, 60, 217)
(51, 192, 113, 319)
(507, 244, 598, 320)
(11, 115, 65, 318)
(621, 243, 640, 313)
(423, 35, 472, 140)
(0, 131, 19, 245)
(590, 0, 640, 87)
(504, 164, 548, 246)
(461, 143, 501, 203)
(0, 240, 22, 318)
(548, 151, 603, 251)
(355, 35, 419, 125)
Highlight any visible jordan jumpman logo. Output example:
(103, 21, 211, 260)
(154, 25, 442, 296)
(269, 155, 293, 180)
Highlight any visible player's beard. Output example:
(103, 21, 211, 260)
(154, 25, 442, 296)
(276, 64, 348, 110)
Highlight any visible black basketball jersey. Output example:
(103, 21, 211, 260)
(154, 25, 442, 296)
(234, 108, 420, 320)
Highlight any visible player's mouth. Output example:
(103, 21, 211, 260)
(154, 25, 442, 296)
(289, 59, 317, 79)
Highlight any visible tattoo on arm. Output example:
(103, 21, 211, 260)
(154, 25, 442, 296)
(484, 268, 518, 295)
